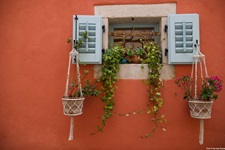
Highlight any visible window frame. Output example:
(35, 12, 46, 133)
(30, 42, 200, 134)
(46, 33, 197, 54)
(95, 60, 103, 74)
(94, 3, 176, 79)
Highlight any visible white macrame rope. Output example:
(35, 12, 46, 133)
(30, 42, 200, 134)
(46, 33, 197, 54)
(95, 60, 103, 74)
(68, 117, 74, 141)
(63, 48, 84, 141)
(203, 56, 209, 78)
(190, 42, 210, 145)
(64, 56, 72, 97)
(194, 58, 198, 100)
(74, 50, 83, 98)
(199, 119, 204, 145)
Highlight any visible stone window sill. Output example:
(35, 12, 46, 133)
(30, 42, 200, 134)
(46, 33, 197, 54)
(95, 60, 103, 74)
(94, 64, 174, 79)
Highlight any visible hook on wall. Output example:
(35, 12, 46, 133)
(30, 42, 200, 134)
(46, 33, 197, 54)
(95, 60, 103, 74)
(194, 40, 199, 47)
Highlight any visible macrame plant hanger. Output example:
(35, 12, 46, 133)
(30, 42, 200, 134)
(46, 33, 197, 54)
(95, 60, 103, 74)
(62, 46, 84, 141)
(190, 40, 210, 145)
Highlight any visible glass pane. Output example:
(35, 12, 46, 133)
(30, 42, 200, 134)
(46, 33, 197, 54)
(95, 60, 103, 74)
(113, 27, 155, 49)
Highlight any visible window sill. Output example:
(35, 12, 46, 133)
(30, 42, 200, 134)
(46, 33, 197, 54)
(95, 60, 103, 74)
(94, 64, 174, 79)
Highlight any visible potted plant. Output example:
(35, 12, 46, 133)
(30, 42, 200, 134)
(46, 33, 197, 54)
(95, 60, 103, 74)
(126, 48, 142, 63)
(63, 65, 101, 116)
(136, 47, 144, 57)
(125, 48, 134, 63)
(175, 75, 223, 119)
(63, 33, 100, 117)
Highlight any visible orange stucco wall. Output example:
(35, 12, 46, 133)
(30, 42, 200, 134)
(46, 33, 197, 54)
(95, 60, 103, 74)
(0, 0, 225, 149)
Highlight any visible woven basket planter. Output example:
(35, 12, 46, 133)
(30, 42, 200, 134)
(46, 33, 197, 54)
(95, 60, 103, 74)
(188, 100, 213, 119)
(62, 97, 85, 116)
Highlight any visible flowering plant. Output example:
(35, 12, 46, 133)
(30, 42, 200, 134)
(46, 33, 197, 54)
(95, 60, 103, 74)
(200, 76, 222, 100)
(174, 75, 193, 100)
(175, 75, 222, 101)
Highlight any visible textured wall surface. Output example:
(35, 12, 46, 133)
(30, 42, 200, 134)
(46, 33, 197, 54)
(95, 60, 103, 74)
(0, 0, 225, 149)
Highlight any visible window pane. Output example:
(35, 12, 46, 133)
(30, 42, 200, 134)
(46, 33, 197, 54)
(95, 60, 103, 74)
(113, 27, 155, 49)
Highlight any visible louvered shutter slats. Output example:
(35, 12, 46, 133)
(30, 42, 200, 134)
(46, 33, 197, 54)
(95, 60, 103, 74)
(73, 15, 102, 64)
(168, 14, 199, 64)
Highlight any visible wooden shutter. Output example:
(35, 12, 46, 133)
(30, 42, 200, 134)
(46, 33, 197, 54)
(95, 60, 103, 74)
(73, 15, 102, 64)
(168, 14, 199, 64)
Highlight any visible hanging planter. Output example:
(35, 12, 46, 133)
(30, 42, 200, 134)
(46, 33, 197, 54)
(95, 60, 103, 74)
(188, 100, 213, 119)
(62, 97, 85, 116)
(62, 48, 84, 140)
(175, 74, 222, 120)
(174, 41, 223, 145)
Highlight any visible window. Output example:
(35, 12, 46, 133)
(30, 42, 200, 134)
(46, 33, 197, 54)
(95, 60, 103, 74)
(94, 4, 176, 79)
(109, 23, 159, 48)
(108, 21, 160, 64)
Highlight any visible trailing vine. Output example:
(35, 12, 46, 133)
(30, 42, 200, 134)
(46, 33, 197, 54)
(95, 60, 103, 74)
(142, 41, 167, 138)
(118, 41, 167, 137)
(98, 46, 124, 132)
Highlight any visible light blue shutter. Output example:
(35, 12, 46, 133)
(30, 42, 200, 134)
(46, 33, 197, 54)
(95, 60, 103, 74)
(168, 14, 199, 64)
(73, 15, 102, 64)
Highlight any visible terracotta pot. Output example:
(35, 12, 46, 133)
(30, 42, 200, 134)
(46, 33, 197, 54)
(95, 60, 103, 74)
(129, 55, 141, 63)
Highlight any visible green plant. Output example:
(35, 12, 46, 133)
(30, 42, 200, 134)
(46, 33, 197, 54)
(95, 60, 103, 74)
(67, 31, 88, 49)
(68, 70, 101, 98)
(66, 38, 72, 44)
(136, 47, 144, 56)
(75, 40, 83, 49)
(98, 45, 124, 132)
(126, 49, 135, 57)
(81, 31, 88, 39)
(142, 41, 167, 138)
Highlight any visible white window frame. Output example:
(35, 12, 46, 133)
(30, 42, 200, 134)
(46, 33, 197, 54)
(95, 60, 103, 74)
(94, 3, 176, 79)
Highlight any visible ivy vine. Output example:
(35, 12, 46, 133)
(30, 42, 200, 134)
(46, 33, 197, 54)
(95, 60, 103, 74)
(118, 41, 167, 137)
(98, 46, 124, 132)
(142, 41, 167, 138)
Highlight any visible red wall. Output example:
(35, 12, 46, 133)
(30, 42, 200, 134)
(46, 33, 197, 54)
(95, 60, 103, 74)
(0, 0, 225, 149)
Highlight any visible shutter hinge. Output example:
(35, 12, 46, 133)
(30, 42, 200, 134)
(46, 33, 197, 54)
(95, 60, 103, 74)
(102, 25, 105, 33)
(102, 48, 105, 54)
(75, 15, 78, 20)
(165, 48, 168, 56)
(164, 25, 168, 33)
